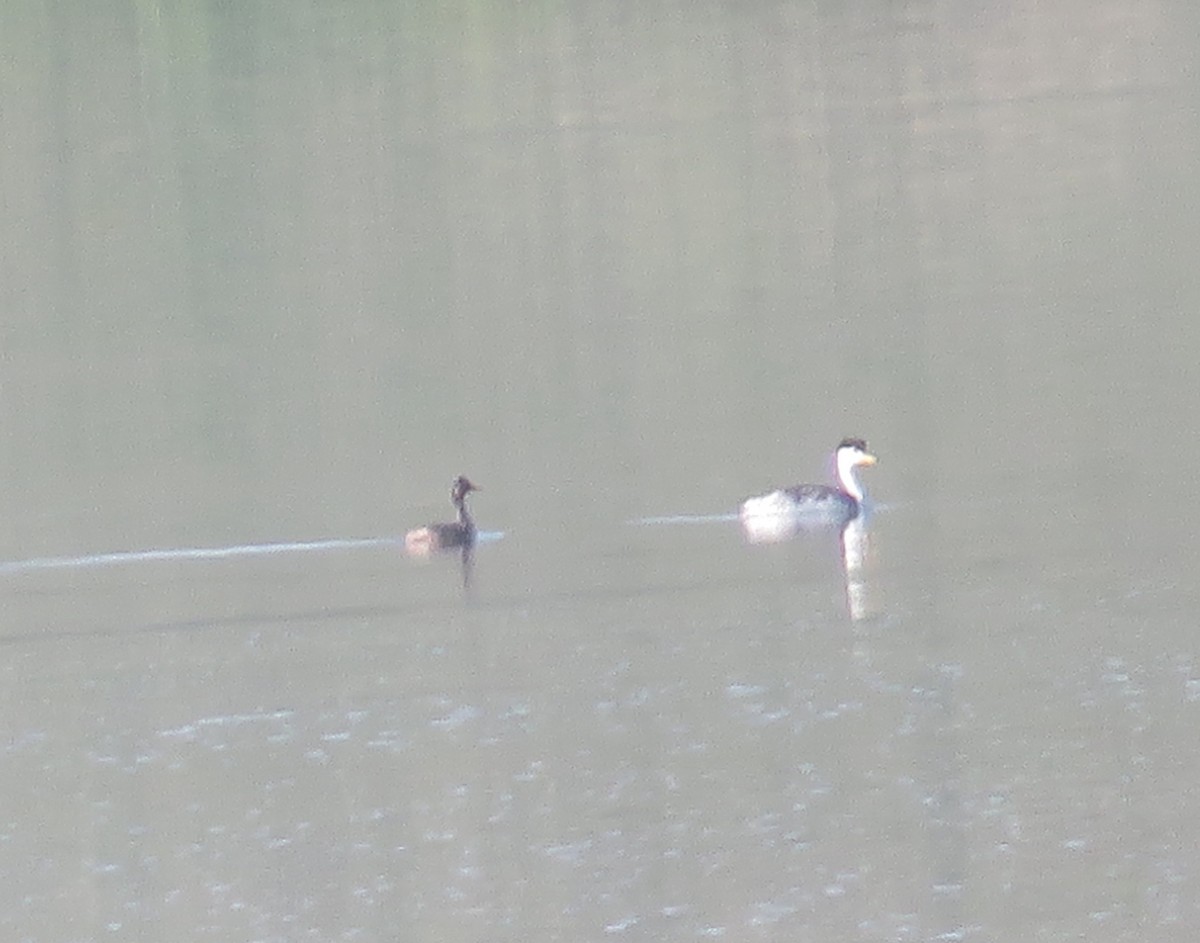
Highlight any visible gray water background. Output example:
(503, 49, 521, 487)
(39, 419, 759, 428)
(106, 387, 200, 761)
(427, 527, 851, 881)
(3, 2, 1200, 940)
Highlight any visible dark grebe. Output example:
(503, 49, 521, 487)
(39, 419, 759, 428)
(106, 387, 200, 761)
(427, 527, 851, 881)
(405, 476, 479, 554)
(740, 438, 878, 539)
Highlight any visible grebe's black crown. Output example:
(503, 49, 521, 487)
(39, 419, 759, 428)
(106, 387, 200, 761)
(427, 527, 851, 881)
(837, 437, 869, 452)
(450, 476, 478, 502)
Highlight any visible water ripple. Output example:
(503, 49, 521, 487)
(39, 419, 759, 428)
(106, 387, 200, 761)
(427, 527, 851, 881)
(0, 531, 505, 575)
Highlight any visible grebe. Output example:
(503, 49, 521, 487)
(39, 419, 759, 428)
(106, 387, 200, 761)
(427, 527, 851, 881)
(740, 438, 877, 539)
(405, 476, 479, 554)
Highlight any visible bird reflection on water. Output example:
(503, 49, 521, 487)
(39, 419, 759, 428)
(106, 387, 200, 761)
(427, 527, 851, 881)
(740, 507, 878, 622)
(627, 507, 880, 622)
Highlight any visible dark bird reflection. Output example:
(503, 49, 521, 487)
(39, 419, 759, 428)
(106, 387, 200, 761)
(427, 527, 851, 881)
(404, 535, 480, 596)
(459, 543, 474, 594)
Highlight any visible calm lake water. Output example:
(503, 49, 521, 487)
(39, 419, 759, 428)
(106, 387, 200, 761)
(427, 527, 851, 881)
(3, 1, 1200, 940)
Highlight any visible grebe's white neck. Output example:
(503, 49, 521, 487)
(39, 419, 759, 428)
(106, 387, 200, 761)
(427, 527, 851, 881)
(835, 446, 876, 502)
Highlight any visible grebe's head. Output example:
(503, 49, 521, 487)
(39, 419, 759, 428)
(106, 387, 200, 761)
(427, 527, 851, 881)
(836, 438, 877, 468)
(451, 476, 479, 502)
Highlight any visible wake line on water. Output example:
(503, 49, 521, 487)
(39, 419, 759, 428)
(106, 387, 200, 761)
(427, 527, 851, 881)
(629, 513, 740, 525)
(0, 538, 398, 575)
(0, 531, 506, 576)
(629, 503, 899, 527)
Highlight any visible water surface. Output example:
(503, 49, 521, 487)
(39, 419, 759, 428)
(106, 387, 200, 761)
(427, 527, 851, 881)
(3, 1, 1200, 940)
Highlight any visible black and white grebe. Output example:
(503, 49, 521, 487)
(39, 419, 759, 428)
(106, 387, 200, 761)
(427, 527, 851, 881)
(405, 476, 480, 554)
(740, 438, 877, 539)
